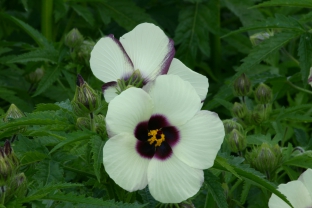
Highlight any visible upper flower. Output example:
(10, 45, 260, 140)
(90, 23, 208, 103)
(269, 168, 312, 208)
(103, 75, 224, 203)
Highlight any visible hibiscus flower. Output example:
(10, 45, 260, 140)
(90, 23, 208, 103)
(103, 75, 224, 203)
(269, 168, 312, 208)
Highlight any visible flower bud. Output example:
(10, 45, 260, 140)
(232, 102, 247, 119)
(0, 148, 13, 183)
(65, 28, 84, 48)
(251, 104, 271, 124)
(77, 40, 95, 62)
(254, 83, 272, 104)
(4, 140, 18, 168)
(72, 75, 99, 115)
(250, 32, 272, 46)
(76, 117, 90, 130)
(233, 73, 251, 97)
(9, 172, 27, 199)
(247, 143, 282, 178)
(24, 67, 44, 84)
(223, 119, 243, 134)
(227, 129, 246, 153)
(3, 104, 25, 122)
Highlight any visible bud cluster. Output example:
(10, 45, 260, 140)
(0, 140, 27, 203)
(246, 143, 282, 179)
(223, 120, 246, 153)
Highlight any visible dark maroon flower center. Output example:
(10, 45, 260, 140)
(134, 114, 179, 160)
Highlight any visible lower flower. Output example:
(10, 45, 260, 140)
(103, 75, 225, 203)
(269, 168, 312, 208)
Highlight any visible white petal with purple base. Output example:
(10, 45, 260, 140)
(103, 133, 150, 191)
(173, 111, 225, 169)
(90, 35, 134, 83)
(120, 23, 175, 82)
(147, 154, 203, 203)
(168, 58, 209, 101)
(149, 75, 202, 126)
(106, 88, 153, 136)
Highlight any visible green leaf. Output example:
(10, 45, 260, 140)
(0, 88, 32, 112)
(90, 135, 105, 182)
(0, 111, 72, 131)
(240, 181, 251, 204)
(205, 170, 228, 208)
(252, 0, 312, 8)
(33, 159, 64, 185)
(49, 130, 96, 154)
(214, 98, 233, 111)
(231, 31, 302, 82)
(214, 156, 241, 179)
(175, 2, 211, 67)
(42, 193, 145, 207)
(71, 4, 95, 26)
(23, 183, 83, 203)
(246, 134, 274, 145)
(0, 13, 50, 48)
(283, 151, 312, 169)
(213, 155, 293, 208)
(100, 0, 156, 31)
(138, 188, 158, 208)
(20, 151, 48, 166)
(33, 65, 62, 97)
(222, 14, 304, 38)
(7, 48, 59, 64)
(298, 33, 312, 84)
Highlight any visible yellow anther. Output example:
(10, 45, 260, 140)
(147, 129, 165, 147)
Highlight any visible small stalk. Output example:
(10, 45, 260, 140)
(90, 113, 96, 132)
(0, 188, 5, 205)
(286, 80, 312, 95)
(41, 0, 53, 41)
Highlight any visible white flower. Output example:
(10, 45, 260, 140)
(103, 75, 224, 203)
(90, 23, 208, 103)
(269, 168, 312, 208)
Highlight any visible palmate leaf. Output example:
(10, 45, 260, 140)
(252, 0, 312, 8)
(33, 159, 64, 185)
(298, 33, 312, 84)
(0, 88, 32, 112)
(49, 130, 96, 154)
(99, 0, 156, 31)
(213, 155, 294, 207)
(20, 151, 48, 166)
(0, 110, 72, 131)
(222, 14, 305, 38)
(231, 31, 302, 82)
(90, 135, 105, 182)
(43, 193, 145, 207)
(71, 4, 95, 26)
(32, 65, 62, 97)
(283, 151, 312, 169)
(22, 183, 83, 203)
(174, 2, 211, 67)
(205, 170, 228, 208)
(6, 47, 59, 64)
(138, 188, 158, 208)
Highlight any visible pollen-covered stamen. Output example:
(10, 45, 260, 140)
(148, 129, 165, 147)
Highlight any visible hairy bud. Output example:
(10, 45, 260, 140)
(24, 67, 44, 84)
(233, 73, 251, 97)
(3, 104, 25, 122)
(247, 143, 282, 179)
(227, 129, 246, 153)
(251, 104, 271, 124)
(72, 75, 99, 115)
(65, 28, 84, 48)
(255, 83, 272, 104)
(232, 102, 247, 119)
(223, 119, 244, 134)
(250, 32, 272, 46)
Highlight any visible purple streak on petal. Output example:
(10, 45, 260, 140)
(134, 121, 149, 141)
(154, 142, 172, 160)
(107, 34, 134, 68)
(102, 81, 117, 92)
(148, 114, 171, 130)
(136, 140, 155, 159)
(160, 38, 175, 75)
(162, 126, 180, 147)
(308, 76, 312, 83)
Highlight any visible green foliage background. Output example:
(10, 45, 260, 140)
(1, 0, 312, 207)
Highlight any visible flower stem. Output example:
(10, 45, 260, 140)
(0, 188, 5, 205)
(286, 80, 312, 95)
(90, 113, 96, 132)
(41, 0, 53, 41)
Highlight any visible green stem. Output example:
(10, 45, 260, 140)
(90, 113, 96, 132)
(0, 189, 5, 205)
(211, 0, 221, 75)
(286, 80, 312, 95)
(41, 0, 53, 41)
(62, 165, 96, 178)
